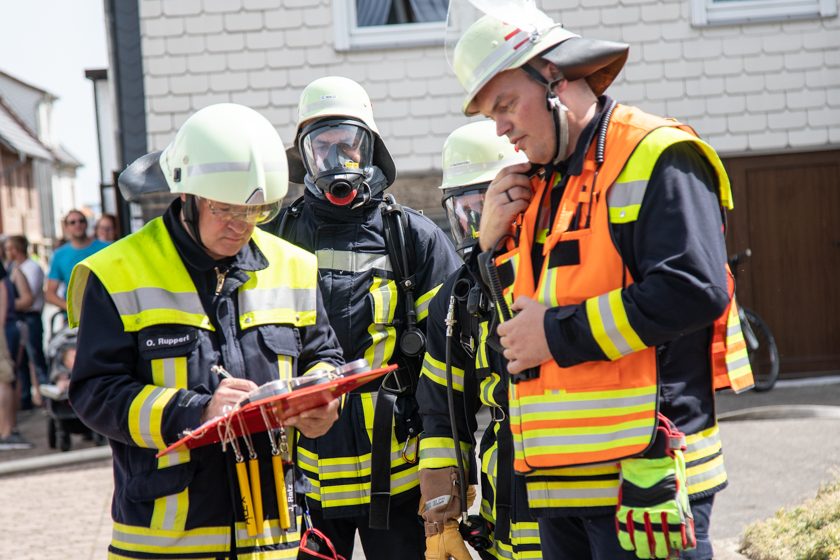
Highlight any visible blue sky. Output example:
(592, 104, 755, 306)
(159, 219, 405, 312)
(0, 0, 108, 207)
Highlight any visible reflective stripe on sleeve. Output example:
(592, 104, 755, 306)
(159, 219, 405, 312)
(128, 386, 178, 450)
(586, 288, 647, 360)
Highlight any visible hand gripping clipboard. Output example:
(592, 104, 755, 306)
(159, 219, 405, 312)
(156, 360, 397, 458)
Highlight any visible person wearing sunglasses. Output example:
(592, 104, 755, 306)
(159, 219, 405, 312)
(67, 103, 345, 559)
(44, 209, 108, 312)
(264, 76, 461, 560)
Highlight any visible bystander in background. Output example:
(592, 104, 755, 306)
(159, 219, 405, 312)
(45, 210, 108, 313)
(93, 213, 118, 243)
(6, 235, 48, 410)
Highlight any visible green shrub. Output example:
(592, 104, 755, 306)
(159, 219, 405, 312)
(740, 476, 840, 560)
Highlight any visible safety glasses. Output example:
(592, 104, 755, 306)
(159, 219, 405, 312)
(202, 198, 281, 225)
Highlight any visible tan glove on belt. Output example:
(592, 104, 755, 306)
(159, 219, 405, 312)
(419, 467, 476, 560)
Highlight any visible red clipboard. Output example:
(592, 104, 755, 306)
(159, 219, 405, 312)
(156, 363, 397, 457)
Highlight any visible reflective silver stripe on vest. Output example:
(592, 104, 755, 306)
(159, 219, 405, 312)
(607, 179, 647, 211)
(110, 287, 205, 317)
(524, 425, 653, 449)
(187, 160, 286, 176)
(519, 392, 653, 415)
(316, 249, 391, 273)
(112, 525, 229, 549)
(239, 286, 315, 316)
(158, 492, 183, 531)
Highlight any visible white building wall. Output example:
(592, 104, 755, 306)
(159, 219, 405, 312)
(138, 0, 840, 175)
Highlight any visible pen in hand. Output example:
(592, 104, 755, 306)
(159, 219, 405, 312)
(211, 364, 233, 379)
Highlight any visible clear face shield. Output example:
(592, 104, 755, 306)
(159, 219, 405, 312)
(442, 185, 487, 253)
(300, 120, 374, 206)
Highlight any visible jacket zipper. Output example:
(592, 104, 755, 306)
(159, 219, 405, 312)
(214, 266, 228, 296)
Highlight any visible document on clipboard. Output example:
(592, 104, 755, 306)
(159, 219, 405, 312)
(156, 359, 397, 457)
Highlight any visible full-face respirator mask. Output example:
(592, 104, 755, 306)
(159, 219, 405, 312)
(300, 119, 374, 206)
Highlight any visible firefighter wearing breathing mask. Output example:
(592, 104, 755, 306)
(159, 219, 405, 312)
(264, 76, 461, 559)
(67, 103, 345, 559)
(415, 120, 543, 560)
(446, 2, 755, 559)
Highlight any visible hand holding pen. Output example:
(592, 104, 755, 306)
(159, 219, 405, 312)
(200, 364, 258, 423)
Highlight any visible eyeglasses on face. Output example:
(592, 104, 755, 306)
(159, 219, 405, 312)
(202, 198, 280, 225)
(66, 218, 87, 226)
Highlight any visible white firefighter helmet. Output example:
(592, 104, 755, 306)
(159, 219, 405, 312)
(440, 120, 527, 190)
(450, 1, 628, 115)
(440, 120, 527, 253)
(287, 76, 396, 187)
(119, 103, 288, 214)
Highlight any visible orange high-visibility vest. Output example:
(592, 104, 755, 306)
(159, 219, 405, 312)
(499, 104, 751, 474)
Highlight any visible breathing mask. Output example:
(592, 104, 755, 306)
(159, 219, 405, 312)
(300, 119, 374, 206)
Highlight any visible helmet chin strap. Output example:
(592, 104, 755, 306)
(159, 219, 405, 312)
(521, 64, 570, 164)
(181, 195, 208, 251)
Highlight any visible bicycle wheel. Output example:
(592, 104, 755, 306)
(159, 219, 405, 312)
(743, 308, 780, 392)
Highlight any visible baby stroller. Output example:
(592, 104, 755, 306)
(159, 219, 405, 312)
(39, 316, 102, 451)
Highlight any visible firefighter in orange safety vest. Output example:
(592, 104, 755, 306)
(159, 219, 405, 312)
(445, 2, 754, 559)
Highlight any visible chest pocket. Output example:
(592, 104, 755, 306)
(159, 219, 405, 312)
(138, 327, 200, 390)
(258, 325, 301, 381)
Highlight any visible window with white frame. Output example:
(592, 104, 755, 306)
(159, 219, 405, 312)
(690, 0, 837, 26)
(333, 0, 447, 51)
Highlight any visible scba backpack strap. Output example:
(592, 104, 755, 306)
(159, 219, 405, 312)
(380, 193, 426, 360)
(369, 194, 427, 530)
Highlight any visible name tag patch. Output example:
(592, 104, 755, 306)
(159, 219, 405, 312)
(139, 327, 199, 359)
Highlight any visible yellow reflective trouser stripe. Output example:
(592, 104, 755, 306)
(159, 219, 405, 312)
(421, 353, 465, 391)
(684, 424, 722, 463)
(364, 276, 397, 368)
(416, 283, 442, 323)
(586, 289, 647, 360)
(418, 436, 472, 470)
(128, 385, 178, 449)
(234, 518, 302, 550)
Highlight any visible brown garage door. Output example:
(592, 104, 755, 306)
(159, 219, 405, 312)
(723, 149, 840, 378)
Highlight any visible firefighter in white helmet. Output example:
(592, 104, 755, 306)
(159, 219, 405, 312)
(68, 103, 344, 559)
(448, 2, 754, 559)
(415, 120, 545, 560)
(263, 77, 461, 559)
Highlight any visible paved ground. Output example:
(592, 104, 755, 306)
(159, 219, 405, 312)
(2, 376, 838, 559)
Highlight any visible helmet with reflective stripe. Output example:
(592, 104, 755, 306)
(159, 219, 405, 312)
(440, 120, 527, 190)
(159, 103, 288, 206)
(453, 9, 629, 116)
(287, 76, 395, 187)
(439, 120, 527, 255)
(118, 103, 288, 208)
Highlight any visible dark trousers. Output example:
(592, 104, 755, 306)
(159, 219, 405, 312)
(538, 496, 715, 560)
(299, 502, 425, 560)
(21, 312, 47, 384)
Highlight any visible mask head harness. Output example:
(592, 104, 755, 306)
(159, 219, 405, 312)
(300, 118, 374, 206)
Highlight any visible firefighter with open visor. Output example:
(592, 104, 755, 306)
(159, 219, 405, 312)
(68, 103, 344, 559)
